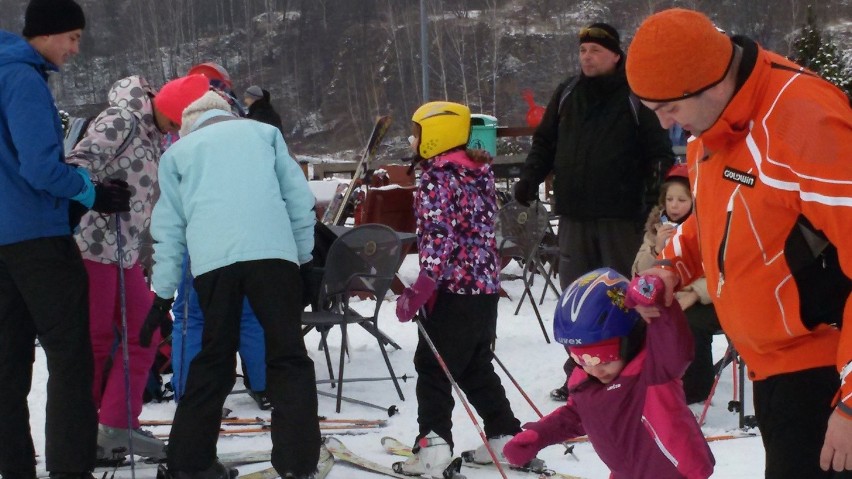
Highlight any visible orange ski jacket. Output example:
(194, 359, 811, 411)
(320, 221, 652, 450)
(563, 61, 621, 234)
(660, 39, 852, 413)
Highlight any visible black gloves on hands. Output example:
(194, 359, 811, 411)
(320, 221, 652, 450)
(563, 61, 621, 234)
(139, 296, 174, 348)
(513, 178, 537, 206)
(92, 179, 132, 214)
(69, 201, 88, 231)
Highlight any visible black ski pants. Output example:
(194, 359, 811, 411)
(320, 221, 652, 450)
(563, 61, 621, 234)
(0, 236, 98, 476)
(754, 366, 852, 479)
(413, 293, 521, 450)
(167, 260, 320, 477)
(557, 216, 641, 291)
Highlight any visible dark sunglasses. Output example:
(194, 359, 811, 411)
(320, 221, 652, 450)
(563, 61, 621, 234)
(579, 26, 615, 41)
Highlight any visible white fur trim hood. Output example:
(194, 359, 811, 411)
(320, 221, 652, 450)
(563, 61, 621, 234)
(180, 91, 233, 137)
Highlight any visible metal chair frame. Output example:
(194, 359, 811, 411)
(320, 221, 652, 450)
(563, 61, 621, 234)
(496, 201, 559, 343)
(302, 224, 405, 412)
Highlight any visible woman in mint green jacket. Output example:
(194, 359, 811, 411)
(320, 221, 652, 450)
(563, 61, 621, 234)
(143, 82, 320, 479)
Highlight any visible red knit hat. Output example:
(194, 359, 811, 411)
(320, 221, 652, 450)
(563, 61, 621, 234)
(626, 9, 734, 103)
(154, 75, 210, 126)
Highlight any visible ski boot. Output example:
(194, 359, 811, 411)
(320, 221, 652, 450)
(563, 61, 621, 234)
(156, 461, 237, 479)
(97, 424, 166, 460)
(392, 431, 452, 478)
(1, 467, 36, 479)
(282, 442, 333, 479)
(47, 473, 96, 479)
(464, 434, 547, 473)
(248, 390, 272, 410)
(466, 434, 514, 464)
(550, 384, 569, 402)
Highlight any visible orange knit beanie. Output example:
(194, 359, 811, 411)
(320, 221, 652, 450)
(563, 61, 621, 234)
(154, 75, 210, 126)
(626, 8, 734, 102)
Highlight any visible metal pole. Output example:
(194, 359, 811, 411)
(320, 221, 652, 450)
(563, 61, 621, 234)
(116, 215, 136, 478)
(420, 0, 429, 103)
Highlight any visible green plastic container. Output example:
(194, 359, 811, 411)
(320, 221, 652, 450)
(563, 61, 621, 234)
(468, 113, 498, 155)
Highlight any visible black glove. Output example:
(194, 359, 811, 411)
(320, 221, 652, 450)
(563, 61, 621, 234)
(299, 260, 318, 308)
(92, 179, 132, 214)
(513, 178, 537, 206)
(140, 296, 174, 348)
(68, 200, 88, 231)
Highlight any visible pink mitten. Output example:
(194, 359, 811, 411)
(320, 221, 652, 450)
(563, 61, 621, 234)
(625, 274, 666, 308)
(396, 273, 437, 322)
(503, 430, 544, 466)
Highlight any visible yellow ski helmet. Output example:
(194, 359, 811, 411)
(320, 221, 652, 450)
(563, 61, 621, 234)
(411, 101, 471, 159)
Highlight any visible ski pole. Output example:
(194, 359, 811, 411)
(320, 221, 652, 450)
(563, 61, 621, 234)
(115, 214, 136, 478)
(698, 341, 736, 427)
(315, 373, 412, 385)
(316, 389, 399, 417)
(492, 353, 543, 418)
(414, 309, 509, 479)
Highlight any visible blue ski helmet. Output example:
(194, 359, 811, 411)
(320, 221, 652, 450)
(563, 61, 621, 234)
(553, 268, 640, 347)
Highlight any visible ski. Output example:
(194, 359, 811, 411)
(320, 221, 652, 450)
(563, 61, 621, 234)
(142, 416, 387, 428)
(322, 115, 392, 226)
(381, 436, 586, 479)
(561, 429, 759, 445)
(237, 444, 333, 479)
(37, 451, 271, 478)
(325, 436, 409, 478)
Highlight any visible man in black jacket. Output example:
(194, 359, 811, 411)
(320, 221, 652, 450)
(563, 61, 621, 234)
(513, 22, 674, 400)
(244, 85, 284, 135)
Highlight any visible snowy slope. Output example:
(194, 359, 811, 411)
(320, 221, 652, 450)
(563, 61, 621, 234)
(28, 254, 764, 478)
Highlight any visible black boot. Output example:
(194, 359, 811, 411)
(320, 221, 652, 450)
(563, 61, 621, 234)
(48, 473, 95, 479)
(157, 462, 237, 479)
(2, 468, 36, 479)
(248, 390, 272, 410)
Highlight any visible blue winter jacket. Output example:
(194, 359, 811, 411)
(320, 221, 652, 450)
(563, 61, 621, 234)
(0, 31, 87, 245)
(150, 109, 315, 298)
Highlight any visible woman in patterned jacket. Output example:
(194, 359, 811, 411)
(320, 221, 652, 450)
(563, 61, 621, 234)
(393, 101, 528, 478)
(66, 75, 189, 461)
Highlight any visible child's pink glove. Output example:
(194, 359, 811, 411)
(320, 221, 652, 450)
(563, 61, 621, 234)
(503, 430, 545, 466)
(396, 273, 437, 322)
(625, 273, 666, 308)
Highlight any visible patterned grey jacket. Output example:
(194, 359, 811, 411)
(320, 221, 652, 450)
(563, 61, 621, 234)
(67, 75, 163, 267)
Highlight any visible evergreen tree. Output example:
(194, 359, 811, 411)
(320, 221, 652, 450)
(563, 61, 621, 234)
(793, 5, 852, 97)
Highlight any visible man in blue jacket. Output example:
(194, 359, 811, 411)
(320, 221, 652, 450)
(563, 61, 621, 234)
(0, 1, 131, 478)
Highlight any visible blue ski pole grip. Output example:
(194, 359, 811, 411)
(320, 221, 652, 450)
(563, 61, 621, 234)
(625, 274, 665, 308)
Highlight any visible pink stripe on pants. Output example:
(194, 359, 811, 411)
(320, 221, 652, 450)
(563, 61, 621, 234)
(85, 260, 159, 429)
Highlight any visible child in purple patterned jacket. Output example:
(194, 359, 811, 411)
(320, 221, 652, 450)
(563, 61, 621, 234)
(393, 101, 529, 478)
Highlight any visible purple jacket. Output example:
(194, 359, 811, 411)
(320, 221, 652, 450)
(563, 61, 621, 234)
(414, 149, 499, 295)
(529, 305, 714, 479)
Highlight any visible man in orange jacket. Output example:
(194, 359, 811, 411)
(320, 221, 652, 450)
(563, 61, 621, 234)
(625, 8, 852, 479)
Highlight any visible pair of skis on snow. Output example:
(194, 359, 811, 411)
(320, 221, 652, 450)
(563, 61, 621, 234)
(321, 436, 583, 479)
(91, 428, 758, 479)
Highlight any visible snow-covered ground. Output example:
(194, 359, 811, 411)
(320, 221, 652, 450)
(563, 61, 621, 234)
(28, 253, 763, 478)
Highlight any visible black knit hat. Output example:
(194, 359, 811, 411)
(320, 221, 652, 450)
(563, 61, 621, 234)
(22, 0, 86, 37)
(578, 22, 622, 55)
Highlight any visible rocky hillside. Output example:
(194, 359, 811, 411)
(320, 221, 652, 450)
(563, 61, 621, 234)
(2, 0, 849, 159)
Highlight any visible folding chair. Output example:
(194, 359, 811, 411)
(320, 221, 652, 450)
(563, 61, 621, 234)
(302, 224, 405, 412)
(697, 335, 756, 429)
(495, 201, 559, 343)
